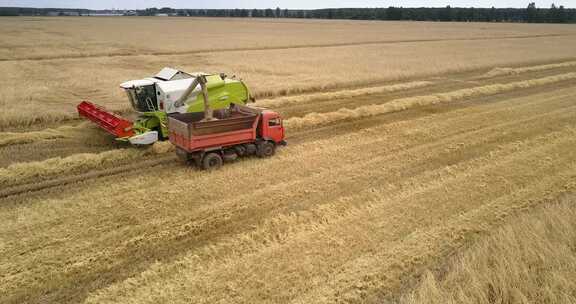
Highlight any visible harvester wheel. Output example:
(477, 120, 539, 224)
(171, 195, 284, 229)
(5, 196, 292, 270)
(202, 153, 223, 170)
(153, 127, 164, 140)
(257, 141, 276, 158)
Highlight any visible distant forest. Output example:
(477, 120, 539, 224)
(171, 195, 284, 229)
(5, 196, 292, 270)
(1, 3, 575, 23)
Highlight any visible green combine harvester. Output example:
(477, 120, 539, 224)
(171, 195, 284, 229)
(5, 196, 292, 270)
(77, 67, 253, 145)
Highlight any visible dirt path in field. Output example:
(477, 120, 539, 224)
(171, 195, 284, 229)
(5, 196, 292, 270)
(1, 65, 576, 303)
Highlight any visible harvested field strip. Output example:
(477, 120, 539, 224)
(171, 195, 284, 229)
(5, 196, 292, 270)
(0, 149, 145, 188)
(285, 72, 576, 130)
(0, 108, 76, 131)
(91, 121, 576, 267)
(2, 88, 574, 304)
(0, 144, 175, 189)
(255, 81, 434, 108)
(0, 129, 122, 168)
(84, 123, 576, 304)
(5, 86, 568, 205)
(0, 123, 101, 148)
(0, 118, 564, 302)
(400, 196, 576, 304)
(299, 161, 576, 303)
(2, 33, 573, 62)
(3, 81, 572, 196)
(0, 68, 555, 167)
(0, 156, 176, 199)
(483, 60, 576, 78)
(0, 103, 133, 132)
(4, 85, 572, 201)
(0, 128, 67, 147)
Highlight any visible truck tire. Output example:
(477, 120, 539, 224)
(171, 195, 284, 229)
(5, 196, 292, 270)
(257, 141, 276, 158)
(223, 150, 238, 162)
(202, 152, 223, 170)
(175, 148, 190, 164)
(244, 143, 257, 155)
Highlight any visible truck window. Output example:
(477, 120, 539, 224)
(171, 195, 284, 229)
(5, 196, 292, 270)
(268, 118, 281, 127)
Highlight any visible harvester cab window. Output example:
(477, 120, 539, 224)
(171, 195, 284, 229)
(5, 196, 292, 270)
(268, 117, 282, 127)
(131, 85, 158, 112)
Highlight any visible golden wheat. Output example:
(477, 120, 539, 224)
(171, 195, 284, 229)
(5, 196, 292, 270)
(0, 150, 134, 186)
(2, 17, 574, 61)
(285, 72, 576, 129)
(1, 18, 576, 129)
(3, 85, 576, 304)
(0, 148, 158, 187)
(83, 125, 576, 304)
(483, 60, 576, 78)
(255, 81, 434, 108)
(0, 128, 66, 147)
(401, 197, 576, 304)
(0, 106, 76, 130)
(2, 17, 576, 304)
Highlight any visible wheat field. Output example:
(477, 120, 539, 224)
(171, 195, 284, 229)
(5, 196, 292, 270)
(2, 17, 576, 129)
(401, 195, 576, 304)
(1, 17, 576, 304)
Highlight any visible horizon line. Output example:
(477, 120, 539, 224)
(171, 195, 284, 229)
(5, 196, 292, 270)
(3, 5, 575, 10)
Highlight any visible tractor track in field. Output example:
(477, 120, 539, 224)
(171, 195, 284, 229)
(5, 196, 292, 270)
(1, 33, 573, 62)
(2, 81, 575, 304)
(1, 66, 576, 200)
(0, 155, 176, 199)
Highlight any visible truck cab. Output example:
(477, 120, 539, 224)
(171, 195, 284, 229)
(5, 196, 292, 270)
(260, 110, 285, 145)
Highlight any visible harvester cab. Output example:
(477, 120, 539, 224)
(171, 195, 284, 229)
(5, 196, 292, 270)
(121, 68, 200, 114)
(78, 67, 252, 145)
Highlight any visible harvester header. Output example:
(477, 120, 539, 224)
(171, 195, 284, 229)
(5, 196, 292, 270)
(77, 101, 135, 138)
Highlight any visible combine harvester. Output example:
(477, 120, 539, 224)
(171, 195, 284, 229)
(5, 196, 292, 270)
(77, 67, 253, 145)
(78, 68, 286, 169)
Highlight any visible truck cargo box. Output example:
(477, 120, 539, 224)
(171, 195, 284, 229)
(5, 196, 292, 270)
(168, 105, 262, 152)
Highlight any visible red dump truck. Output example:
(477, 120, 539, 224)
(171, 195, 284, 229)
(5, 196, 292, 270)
(168, 104, 286, 170)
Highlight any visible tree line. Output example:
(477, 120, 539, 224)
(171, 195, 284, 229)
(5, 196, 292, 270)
(171, 4, 575, 23)
(1, 3, 575, 23)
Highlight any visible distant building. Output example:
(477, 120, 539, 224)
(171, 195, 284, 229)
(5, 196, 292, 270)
(45, 11, 81, 16)
(87, 13, 124, 16)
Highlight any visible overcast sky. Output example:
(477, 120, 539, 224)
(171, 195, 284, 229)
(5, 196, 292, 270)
(1, 0, 573, 9)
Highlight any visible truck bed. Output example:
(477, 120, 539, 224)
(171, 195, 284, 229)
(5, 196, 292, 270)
(168, 105, 261, 152)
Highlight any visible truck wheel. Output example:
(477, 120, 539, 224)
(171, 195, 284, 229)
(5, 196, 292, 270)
(175, 148, 190, 164)
(223, 150, 238, 162)
(202, 153, 223, 170)
(244, 143, 257, 155)
(257, 141, 276, 158)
